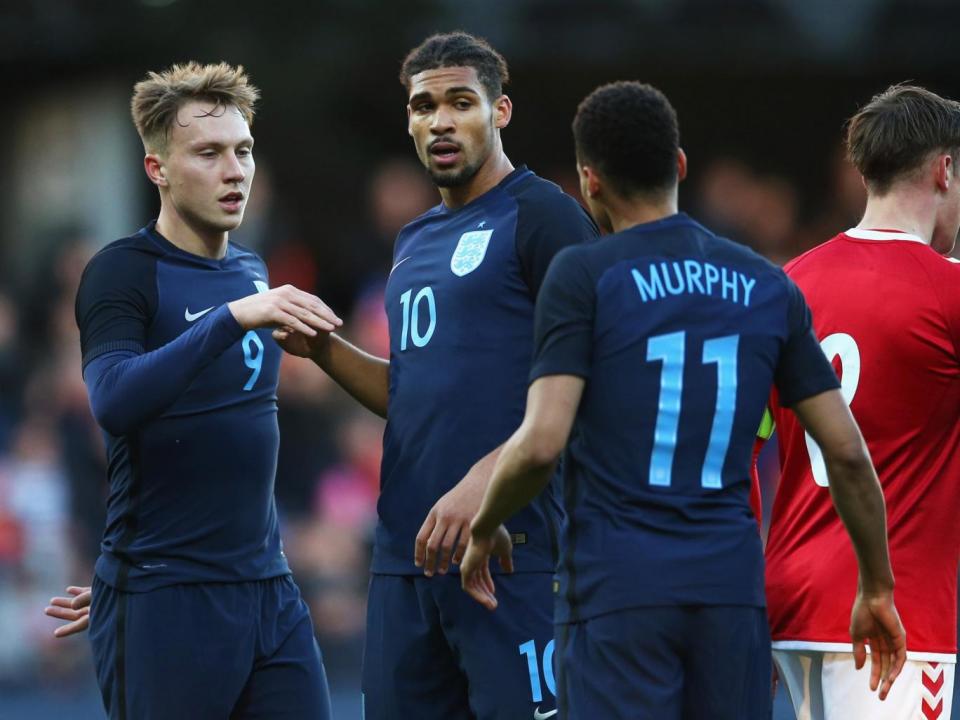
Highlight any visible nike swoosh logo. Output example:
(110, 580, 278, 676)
(533, 708, 558, 720)
(184, 306, 215, 322)
(390, 256, 411, 275)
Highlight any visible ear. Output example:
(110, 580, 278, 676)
(407, 104, 414, 137)
(581, 164, 603, 198)
(144, 153, 167, 188)
(677, 148, 688, 183)
(935, 153, 952, 193)
(493, 94, 512, 130)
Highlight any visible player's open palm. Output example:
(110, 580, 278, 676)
(849, 590, 906, 701)
(45, 585, 92, 638)
(228, 284, 342, 337)
(272, 325, 332, 359)
(460, 525, 514, 611)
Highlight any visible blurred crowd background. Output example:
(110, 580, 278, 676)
(2, 0, 959, 717)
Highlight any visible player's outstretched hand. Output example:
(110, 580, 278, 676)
(460, 525, 514, 611)
(272, 325, 332, 359)
(228, 285, 342, 337)
(850, 589, 906, 701)
(45, 586, 92, 638)
(415, 461, 492, 576)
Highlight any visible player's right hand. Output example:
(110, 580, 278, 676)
(460, 525, 514, 611)
(849, 589, 906, 701)
(228, 285, 342, 337)
(45, 586, 92, 638)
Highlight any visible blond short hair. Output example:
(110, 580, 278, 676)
(131, 61, 260, 152)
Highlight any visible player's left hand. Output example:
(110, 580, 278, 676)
(460, 525, 514, 611)
(415, 458, 492, 576)
(850, 589, 907, 701)
(44, 585, 92, 638)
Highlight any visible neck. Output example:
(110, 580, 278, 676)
(856, 185, 935, 245)
(155, 202, 229, 259)
(439, 145, 514, 210)
(606, 187, 679, 233)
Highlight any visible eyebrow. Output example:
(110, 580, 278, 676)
(409, 86, 481, 104)
(189, 137, 254, 149)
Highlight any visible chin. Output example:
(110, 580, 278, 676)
(429, 163, 479, 188)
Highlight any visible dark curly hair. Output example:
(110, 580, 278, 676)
(573, 81, 679, 197)
(400, 32, 509, 101)
(846, 83, 960, 195)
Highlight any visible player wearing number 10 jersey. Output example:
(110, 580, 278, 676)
(766, 84, 960, 720)
(462, 81, 905, 719)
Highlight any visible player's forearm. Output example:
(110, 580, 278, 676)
(312, 333, 389, 418)
(826, 451, 896, 594)
(471, 430, 556, 538)
(85, 306, 245, 435)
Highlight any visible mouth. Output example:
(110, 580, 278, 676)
(218, 191, 244, 213)
(428, 140, 462, 168)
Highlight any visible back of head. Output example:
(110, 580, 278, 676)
(399, 31, 509, 101)
(131, 61, 260, 153)
(846, 83, 960, 195)
(572, 81, 679, 199)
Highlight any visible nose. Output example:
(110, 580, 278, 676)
(430, 105, 455, 135)
(223, 150, 246, 184)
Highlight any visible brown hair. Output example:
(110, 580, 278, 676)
(846, 83, 960, 194)
(131, 61, 260, 152)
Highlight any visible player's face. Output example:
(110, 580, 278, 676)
(158, 101, 255, 235)
(407, 66, 500, 188)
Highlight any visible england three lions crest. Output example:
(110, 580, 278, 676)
(450, 229, 493, 277)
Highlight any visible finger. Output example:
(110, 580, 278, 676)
(438, 522, 466, 574)
(71, 590, 92, 609)
(52, 615, 90, 638)
(66, 586, 90, 596)
(283, 301, 339, 333)
(278, 311, 319, 337)
(882, 643, 906, 699)
(414, 512, 437, 568)
(451, 527, 470, 566)
(272, 329, 289, 341)
(424, 522, 453, 577)
(498, 545, 514, 574)
(45, 606, 86, 621)
(869, 638, 881, 692)
(481, 564, 496, 597)
(49, 596, 79, 610)
(878, 639, 891, 700)
(463, 579, 497, 611)
(852, 639, 866, 670)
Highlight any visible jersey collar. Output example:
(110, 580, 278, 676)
(844, 227, 927, 244)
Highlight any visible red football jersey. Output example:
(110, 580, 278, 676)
(766, 228, 960, 661)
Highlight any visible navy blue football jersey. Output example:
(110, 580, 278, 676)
(375, 167, 598, 574)
(75, 221, 288, 591)
(531, 212, 838, 622)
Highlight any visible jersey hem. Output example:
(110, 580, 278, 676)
(771, 640, 956, 663)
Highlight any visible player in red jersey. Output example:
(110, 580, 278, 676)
(766, 84, 960, 719)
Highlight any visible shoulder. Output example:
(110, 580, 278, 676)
(80, 231, 163, 290)
(397, 203, 446, 237)
(507, 172, 596, 228)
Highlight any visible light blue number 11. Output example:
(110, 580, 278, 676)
(647, 331, 739, 488)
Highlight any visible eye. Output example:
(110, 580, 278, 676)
(237, 147, 252, 157)
(413, 103, 434, 114)
(199, 149, 217, 158)
(455, 100, 472, 110)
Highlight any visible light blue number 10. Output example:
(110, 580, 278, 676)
(519, 639, 556, 702)
(399, 286, 437, 351)
(647, 331, 739, 488)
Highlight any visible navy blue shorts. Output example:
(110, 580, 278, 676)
(362, 572, 556, 720)
(89, 574, 331, 720)
(557, 605, 772, 720)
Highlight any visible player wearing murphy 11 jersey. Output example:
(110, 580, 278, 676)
(70, 63, 336, 719)
(461, 81, 906, 720)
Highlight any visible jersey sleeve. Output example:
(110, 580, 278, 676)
(529, 246, 596, 382)
(75, 246, 157, 368)
(515, 191, 598, 297)
(774, 277, 841, 406)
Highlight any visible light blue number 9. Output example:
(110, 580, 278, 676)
(242, 331, 264, 391)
